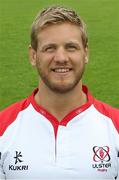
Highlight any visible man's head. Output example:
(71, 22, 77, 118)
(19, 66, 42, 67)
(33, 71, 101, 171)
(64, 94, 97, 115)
(29, 6, 88, 94)
(30, 6, 88, 51)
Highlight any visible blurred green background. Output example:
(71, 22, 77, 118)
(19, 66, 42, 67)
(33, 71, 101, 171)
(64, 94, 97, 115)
(0, 0, 119, 110)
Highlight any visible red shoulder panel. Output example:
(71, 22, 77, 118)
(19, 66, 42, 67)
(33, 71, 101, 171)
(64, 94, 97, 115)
(0, 98, 30, 136)
(93, 99, 119, 133)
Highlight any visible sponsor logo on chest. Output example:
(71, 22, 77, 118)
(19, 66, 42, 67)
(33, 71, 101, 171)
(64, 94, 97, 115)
(92, 146, 111, 172)
(9, 151, 29, 171)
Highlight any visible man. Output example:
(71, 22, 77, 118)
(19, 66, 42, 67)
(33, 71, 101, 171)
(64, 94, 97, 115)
(0, 6, 119, 180)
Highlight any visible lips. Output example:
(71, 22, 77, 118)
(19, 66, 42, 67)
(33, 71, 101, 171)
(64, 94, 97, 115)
(51, 68, 72, 73)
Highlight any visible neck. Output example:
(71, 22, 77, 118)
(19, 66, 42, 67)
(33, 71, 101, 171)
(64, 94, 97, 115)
(35, 81, 87, 121)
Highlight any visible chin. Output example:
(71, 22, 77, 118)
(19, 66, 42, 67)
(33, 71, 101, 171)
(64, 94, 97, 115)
(48, 83, 78, 94)
(42, 77, 81, 94)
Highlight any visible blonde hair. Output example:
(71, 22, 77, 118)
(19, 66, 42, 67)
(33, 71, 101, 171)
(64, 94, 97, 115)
(30, 6, 88, 50)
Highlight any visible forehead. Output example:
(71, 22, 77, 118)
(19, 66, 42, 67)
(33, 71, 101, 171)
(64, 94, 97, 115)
(37, 22, 83, 44)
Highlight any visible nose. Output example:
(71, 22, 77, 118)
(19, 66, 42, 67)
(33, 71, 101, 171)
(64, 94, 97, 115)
(53, 47, 68, 64)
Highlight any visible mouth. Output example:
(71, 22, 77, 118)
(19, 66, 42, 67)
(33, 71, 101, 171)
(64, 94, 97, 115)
(51, 68, 72, 73)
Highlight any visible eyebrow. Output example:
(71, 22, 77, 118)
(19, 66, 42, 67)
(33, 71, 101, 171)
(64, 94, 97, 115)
(65, 41, 80, 46)
(65, 41, 82, 49)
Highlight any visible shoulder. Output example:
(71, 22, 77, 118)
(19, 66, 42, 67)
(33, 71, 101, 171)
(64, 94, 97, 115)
(93, 98, 119, 133)
(0, 98, 30, 136)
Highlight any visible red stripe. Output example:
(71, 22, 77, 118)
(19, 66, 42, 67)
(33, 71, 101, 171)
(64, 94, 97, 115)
(0, 98, 30, 136)
(93, 99, 119, 133)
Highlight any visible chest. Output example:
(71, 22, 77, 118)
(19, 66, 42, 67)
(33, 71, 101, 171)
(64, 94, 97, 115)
(2, 112, 119, 179)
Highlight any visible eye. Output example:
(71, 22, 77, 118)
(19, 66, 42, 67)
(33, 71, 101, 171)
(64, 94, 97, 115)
(44, 46, 56, 52)
(66, 44, 78, 52)
(68, 46, 77, 50)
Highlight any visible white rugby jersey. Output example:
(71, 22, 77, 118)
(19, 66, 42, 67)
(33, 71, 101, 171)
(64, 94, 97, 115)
(0, 86, 119, 180)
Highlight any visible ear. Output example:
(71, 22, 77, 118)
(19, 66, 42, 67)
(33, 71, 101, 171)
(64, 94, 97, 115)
(29, 45, 37, 66)
(85, 56, 88, 64)
(84, 47, 89, 64)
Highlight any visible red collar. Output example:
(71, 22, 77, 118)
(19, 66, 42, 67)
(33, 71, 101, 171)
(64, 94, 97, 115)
(29, 85, 94, 127)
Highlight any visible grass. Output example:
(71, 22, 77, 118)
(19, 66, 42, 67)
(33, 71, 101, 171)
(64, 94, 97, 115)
(0, 0, 119, 110)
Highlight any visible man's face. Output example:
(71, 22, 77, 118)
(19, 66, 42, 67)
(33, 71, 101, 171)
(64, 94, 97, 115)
(30, 23, 88, 94)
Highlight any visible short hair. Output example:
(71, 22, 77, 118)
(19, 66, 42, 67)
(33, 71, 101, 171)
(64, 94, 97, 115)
(30, 6, 88, 50)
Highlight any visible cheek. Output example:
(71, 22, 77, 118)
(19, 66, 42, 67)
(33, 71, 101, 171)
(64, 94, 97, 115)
(36, 54, 53, 66)
(36, 58, 51, 75)
(36, 54, 44, 67)
(71, 54, 85, 64)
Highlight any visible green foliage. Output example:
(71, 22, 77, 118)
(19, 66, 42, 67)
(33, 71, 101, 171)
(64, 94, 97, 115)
(0, 0, 119, 110)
